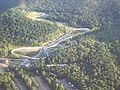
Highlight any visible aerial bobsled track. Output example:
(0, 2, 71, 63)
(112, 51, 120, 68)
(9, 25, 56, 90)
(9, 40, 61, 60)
(10, 12, 90, 66)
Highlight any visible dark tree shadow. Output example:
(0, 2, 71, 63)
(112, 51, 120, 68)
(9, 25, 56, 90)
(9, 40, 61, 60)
(0, 0, 19, 14)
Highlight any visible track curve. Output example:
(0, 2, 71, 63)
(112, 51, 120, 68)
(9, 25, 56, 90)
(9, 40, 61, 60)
(10, 12, 90, 66)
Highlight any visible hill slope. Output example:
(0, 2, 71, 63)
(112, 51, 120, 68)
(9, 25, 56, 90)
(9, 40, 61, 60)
(0, 0, 120, 90)
(25, 0, 120, 28)
(0, 9, 66, 56)
(25, 0, 120, 89)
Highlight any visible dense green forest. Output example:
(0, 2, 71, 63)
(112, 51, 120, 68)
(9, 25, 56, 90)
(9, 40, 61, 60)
(0, 0, 120, 90)
(26, 0, 120, 89)
(0, 8, 66, 56)
(0, 71, 16, 90)
(36, 38, 120, 89)
(25, 0, 120, 28)
(0, 66, 39, 90)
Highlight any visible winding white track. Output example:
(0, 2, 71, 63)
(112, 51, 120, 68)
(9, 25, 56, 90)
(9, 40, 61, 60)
(10, 12, 90, 66)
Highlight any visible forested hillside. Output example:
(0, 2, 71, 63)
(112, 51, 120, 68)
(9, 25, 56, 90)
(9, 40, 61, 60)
(0, 66, 39, 90)
(0, 8, 66, 56)
(26, 0, 120, 28)
(24, 0, 120, 89)
(39, 33, 120, 89)
(0, 0, 120, 90)
(24, 0, 120, 65)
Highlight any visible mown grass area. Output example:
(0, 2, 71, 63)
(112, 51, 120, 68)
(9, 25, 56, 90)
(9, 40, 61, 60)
(26, 11, 54, 24)
(26, 11, 42, 18)
(15, 50, 40, 57)
(26, 51, 39, 57)
(10, 60, 22, 64)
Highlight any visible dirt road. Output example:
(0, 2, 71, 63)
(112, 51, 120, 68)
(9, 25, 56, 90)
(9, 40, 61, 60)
(60, 79, 73, 90)
(14, 78, 28, 90)
(35, 76, 51, 90)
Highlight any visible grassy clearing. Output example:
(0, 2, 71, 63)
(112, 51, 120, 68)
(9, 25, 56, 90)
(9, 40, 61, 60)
(26, 50, 40, 57)
(10, 60, 23, 65)
(26, 11, 54, 24)
(26, 11, 42, 18)
(15, 50, 40, 57)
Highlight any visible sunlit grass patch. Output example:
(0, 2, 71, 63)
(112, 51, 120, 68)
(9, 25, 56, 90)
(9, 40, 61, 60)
(26, 11, 42, 18)
(15, 50, 39, 57)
